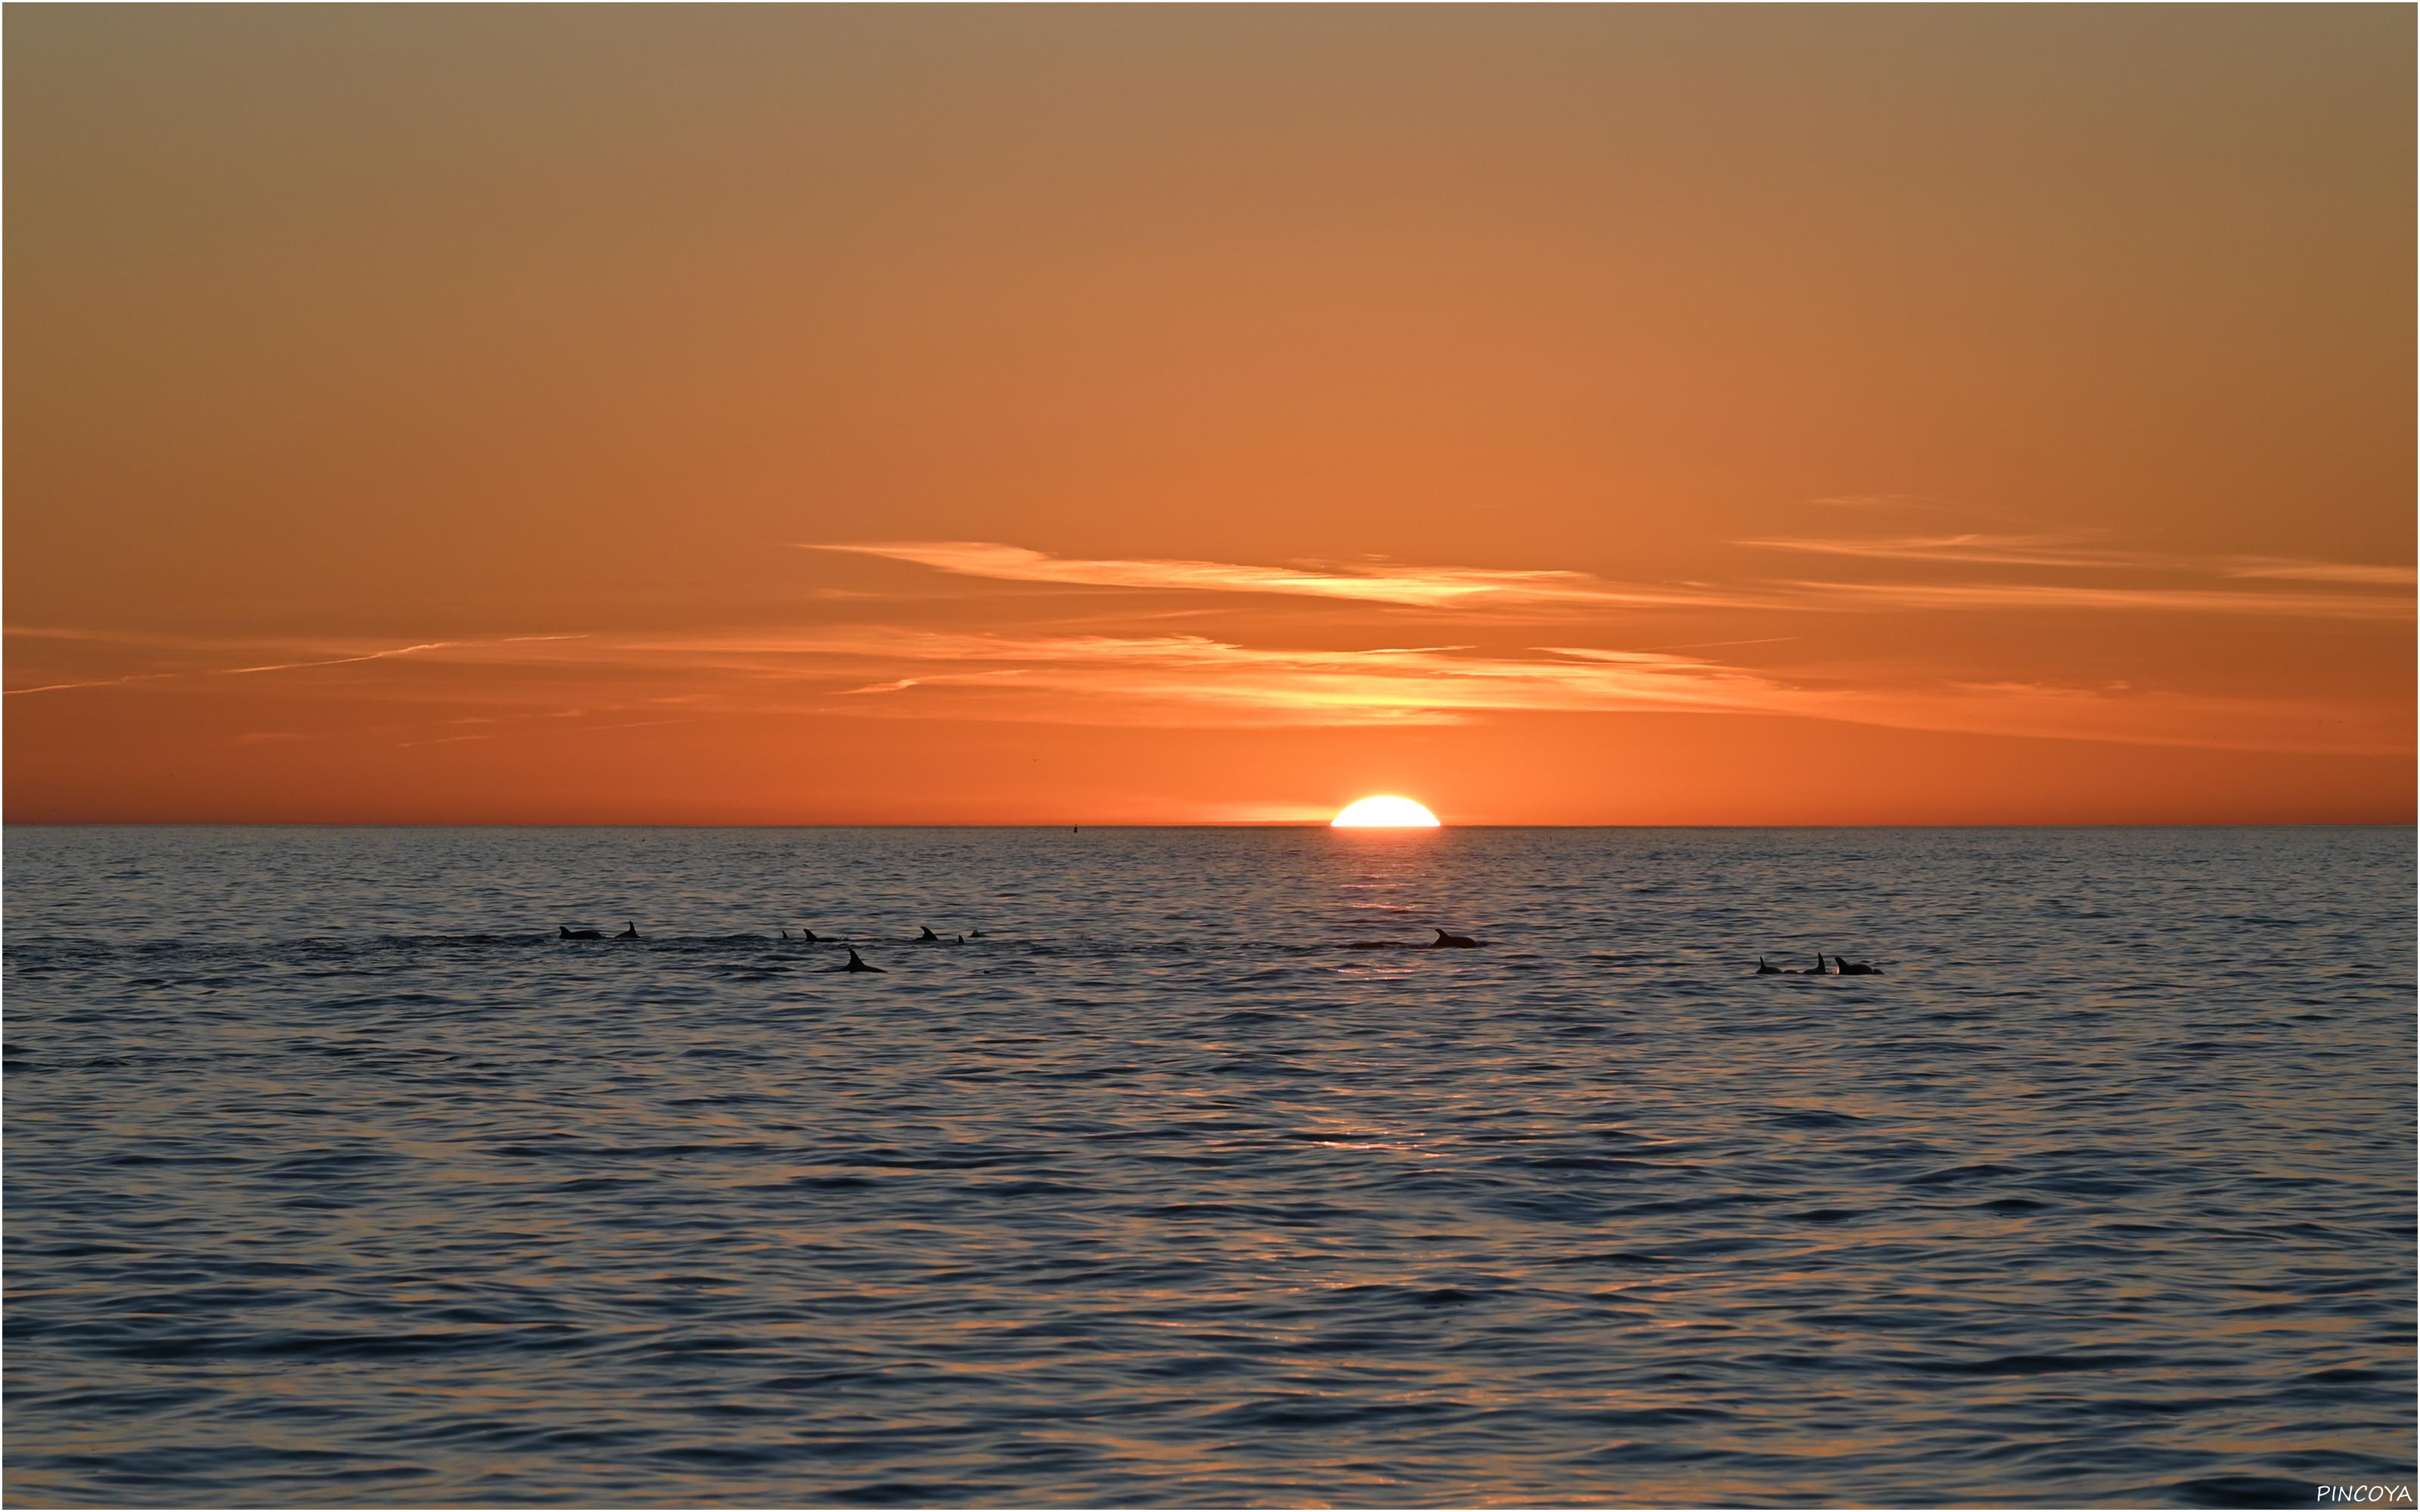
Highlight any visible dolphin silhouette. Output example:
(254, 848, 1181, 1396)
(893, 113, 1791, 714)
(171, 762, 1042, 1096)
(1430, 928, 1478, 948)
(842, 948, 883, 973)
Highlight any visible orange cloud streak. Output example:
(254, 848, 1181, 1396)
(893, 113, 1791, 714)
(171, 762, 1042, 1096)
(807, 539, 2414, 621)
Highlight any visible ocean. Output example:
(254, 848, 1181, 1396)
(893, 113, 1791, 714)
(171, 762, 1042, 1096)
(5, 826, 2412, 1507)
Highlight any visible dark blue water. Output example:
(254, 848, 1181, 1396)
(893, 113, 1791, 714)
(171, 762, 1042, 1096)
(5, 826, 2413, 1507)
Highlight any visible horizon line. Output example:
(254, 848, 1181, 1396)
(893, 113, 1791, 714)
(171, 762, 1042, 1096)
(3, 820, 2410, 831)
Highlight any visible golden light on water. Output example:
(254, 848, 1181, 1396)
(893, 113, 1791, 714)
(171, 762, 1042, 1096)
(1330, 795, 1441, 828)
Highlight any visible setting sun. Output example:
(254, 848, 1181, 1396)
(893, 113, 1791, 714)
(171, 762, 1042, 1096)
(1330, 795, 1441, 828)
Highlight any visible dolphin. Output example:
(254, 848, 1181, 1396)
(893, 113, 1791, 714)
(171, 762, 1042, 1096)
(1833, 953, 1882, 976)
(617, 921, 640, 940)
(917, 926, 940, 941)
(842, 948, 883, 973)
(1755, 956, 1782, 975)
(560, 925, 605, 940)
(1430, 928, 1479, 948)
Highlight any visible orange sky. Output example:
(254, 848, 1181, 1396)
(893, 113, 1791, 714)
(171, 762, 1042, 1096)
(6, 6, 2412, 824)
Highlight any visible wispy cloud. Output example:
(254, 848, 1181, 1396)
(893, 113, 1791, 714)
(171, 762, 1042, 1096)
(1781, 578, 2411, 621)
(1743, 531, 2415, 586)
(1739, 531, 2140, 569)
(582, 624, 2405, 754)
(5, 672, 178, 697)
(1735, 531, 2412, 618)
(216, 640, 457, 677)
(548, 626, 1776, 725)
(803, 538, 2414, 624)
(4, 632, 588, 697)
(10, 612, 2403, 758)
(798, 541, 1764, 612)
(2217, 558, 2417, 587)
(11, 537, 2407, 762)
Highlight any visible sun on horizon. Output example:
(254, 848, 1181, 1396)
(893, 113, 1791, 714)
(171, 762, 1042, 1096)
(1330, 795, 1441, 828)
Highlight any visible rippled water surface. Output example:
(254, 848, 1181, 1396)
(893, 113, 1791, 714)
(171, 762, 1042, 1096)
(6, 826, 2414, 1507)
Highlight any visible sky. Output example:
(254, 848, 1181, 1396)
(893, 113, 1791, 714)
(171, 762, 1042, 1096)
(5, 6, 2412, 825)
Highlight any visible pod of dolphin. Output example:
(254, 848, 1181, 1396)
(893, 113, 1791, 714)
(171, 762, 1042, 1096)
(557, 922, 1884, 977)
(554, 920, 963, 974)
(1755, 953, 1882, 976)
